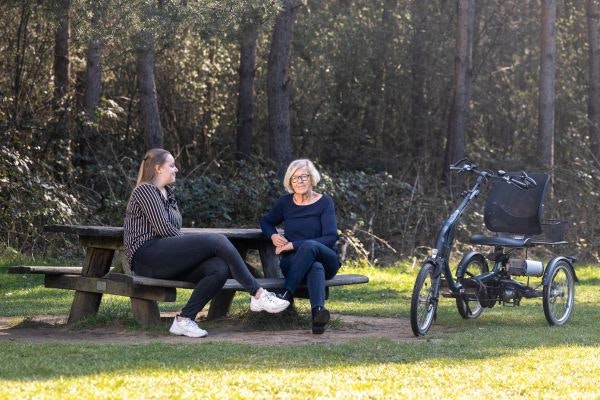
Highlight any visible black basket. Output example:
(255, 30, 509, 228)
(536, 220, 567, 242)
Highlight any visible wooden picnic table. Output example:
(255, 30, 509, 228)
(17, 224, 368, 326)
(43, 224, 283, 324)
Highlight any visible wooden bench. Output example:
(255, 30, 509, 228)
(8, 225, 369, 326)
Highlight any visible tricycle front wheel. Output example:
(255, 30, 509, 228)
(410, 262, 438, 336)
(543, 260, 575, 326)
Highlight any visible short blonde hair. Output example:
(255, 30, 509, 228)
(283, 159, 321, 193)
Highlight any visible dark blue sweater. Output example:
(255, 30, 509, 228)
(260, 194, 339, 252)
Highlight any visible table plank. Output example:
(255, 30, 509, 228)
(44, 224, 272, 240)
(128, 274, 369, 290)
(8, 266, 82, 275)
(45, 224, 123, 238)
(45, 275, 177, 301)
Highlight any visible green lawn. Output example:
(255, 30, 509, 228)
(1, 256, 599, 399)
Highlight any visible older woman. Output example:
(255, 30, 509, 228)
(260, 159, 340, 334)
(124, 148, 290, 338)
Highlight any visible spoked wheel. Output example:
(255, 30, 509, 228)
(410, 262, 438, 336)
(455, 253, 488, 319)
(543, 260, 575, 326)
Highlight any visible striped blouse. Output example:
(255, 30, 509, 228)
(123, 183, 182, 265)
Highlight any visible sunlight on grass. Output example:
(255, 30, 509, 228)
(0, 342, 598, 399)
(1, 259, 599, 399)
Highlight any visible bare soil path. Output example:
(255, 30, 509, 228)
(0, 314, 444, 345)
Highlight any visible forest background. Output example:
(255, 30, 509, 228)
(2, 0, 600, 265)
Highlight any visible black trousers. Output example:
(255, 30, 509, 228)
(132, 233, 261, 320)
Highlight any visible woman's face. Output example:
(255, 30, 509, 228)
(290, 167, 312, 195)
(156, 154, 178, 186)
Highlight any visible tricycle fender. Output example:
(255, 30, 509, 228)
(543, 256, 578, 285)
(456, 251, 488, 275)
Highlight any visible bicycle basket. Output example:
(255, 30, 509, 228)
(533, 220, 567, 243)
(483, 173, 550, 235)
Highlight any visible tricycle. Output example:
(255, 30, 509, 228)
(410, 159, 577, 336)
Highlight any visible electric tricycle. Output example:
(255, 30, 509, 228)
(410, 159, 577, 336)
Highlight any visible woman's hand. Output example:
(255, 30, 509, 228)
(275, 241, 294, 255)
(271, 233, 288, 247)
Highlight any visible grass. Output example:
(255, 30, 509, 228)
(1, 254, 599, 399)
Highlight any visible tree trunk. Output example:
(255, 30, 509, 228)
(53, 0, 71, 104)
(236, 20, 259, 160)
(444, 0, 474, 182)
(362, 0, 396, 158)
(539, 0, 556, 170)
(201, 44, 216, 160)
(136, 31, 164, 150)
(587, 0, 600, 159)
(51, 0, 72, 178)
(410, 0, 427, 158)
(78, 4, 103, 168)
(12, 2, 31, 125)
(267, 0, 300, 173)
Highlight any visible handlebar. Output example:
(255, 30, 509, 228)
(503, 172, 537, 189)
(449, 159, 537, 189)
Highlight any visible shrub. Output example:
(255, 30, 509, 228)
(4, 154, 598, 264)
(0, 145, 85, 255)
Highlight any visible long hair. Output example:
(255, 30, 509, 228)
(136, 148, 171, 186)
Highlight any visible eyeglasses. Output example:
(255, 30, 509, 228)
(290, 174, 310, 184)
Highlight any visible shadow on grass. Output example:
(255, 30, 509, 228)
(219, 304, 311, 330)
(0, 316, 598, 382)
(7, 318, 64, 329)
(576, 276, 600, 286)
(0, 326, 597, 384)
(0, 290, 74, 316)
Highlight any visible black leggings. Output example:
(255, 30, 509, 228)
(132, 233, 261, 320)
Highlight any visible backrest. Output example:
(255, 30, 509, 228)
(483, 173, 550, 235)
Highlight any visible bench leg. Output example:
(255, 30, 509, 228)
(131, 298, 162, 326)
(206, 290, 236, 320)
(67, 292, 103, 324)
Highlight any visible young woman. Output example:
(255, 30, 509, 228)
(260, 159, 340, 334)
(124, 148, 289, 338)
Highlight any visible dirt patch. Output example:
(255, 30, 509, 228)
(0, 313, 445, 345)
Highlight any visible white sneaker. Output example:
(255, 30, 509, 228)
(169, 316, 208, 338)
(250, 289, 290, 313)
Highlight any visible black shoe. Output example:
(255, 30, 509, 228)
(311, 306, 330, 334)
(277, 290, 293, 302)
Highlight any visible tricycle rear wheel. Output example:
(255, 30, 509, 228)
(410, 262, 438, 336)
(543, 260, 575, 326)
(455, 253, 488, 319)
